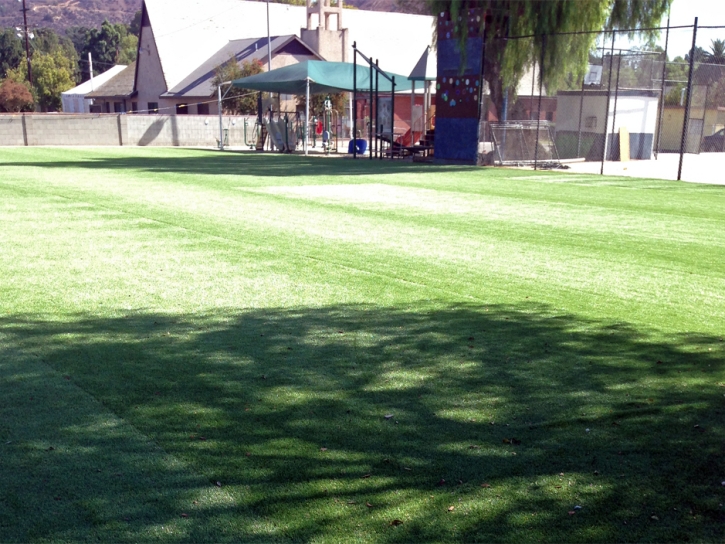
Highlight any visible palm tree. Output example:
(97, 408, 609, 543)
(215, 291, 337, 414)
(705, 39, 725, 65)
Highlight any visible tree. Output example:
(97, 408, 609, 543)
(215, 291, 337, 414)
(428, 0, 673, 119)
(297, 92, 347, 118)
(34, 28, 80, 84)
(0, 29, 25, 78)
(705, 39, 725, 65)
(128, 10, 143, 37)
(117, 34, 138, 65)
(212, 58, 266, 115)
(8, 48, 76, 111)
(0, 79, 34, 112)
(71, 20, 126, 82)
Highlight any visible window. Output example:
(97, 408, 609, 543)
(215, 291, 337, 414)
(148, 102, 159, 114)
(131, 102, 138, 113)
(197, 102, 209, 115)
(114, 102, 126, 113)
(176, 103, 188, 114)
(546, 111, 554, 122)
(105, 102, 111, 113)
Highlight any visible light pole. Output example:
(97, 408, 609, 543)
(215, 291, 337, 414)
(16, 0, 33, 85)
(266, 0, 272, 71)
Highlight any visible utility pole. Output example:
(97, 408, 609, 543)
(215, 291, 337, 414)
(266, 0, 272, 71)
(17, 0, 32, 84)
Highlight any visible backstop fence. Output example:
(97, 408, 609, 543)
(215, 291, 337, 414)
(479, 19, 725, 183)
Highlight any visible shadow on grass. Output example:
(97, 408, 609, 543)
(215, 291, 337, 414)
(0, 151, 475, 179)
(1, 303, 724, 542)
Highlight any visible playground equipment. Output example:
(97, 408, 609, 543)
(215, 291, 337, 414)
(243, 119, 261, 150)
(352, 42, 401, 160)
(321, 97, 340, 154)
(262, 112, 299, 153)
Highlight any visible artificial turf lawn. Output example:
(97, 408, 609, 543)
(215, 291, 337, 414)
(0, 147, 723, 543)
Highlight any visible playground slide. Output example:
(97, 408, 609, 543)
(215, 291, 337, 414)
(264, 119, 287, 151)
(285, 121, 298, 150)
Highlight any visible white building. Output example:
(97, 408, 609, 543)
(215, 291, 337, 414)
(60, 65, 128, 113)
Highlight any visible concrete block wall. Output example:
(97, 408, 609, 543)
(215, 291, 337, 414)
(0, 115, 25, 145)
(0, 114, 258, 147)
(26, 114, 123, 146)
(126, 115, 256, 147)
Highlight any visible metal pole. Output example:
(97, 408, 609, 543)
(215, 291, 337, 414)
(375, 59, 380, 160)
(369, 61, 373, 160)
(218, 85, 224, 151)
(534, 35, 545, 170)
(610, 52, 623, 160)
(655, 17, 670, 158)
(600, 31, 616, 175)
(353, 45, 357, 158)
(391, 75, 396, 160)
(410, 80, 415, 147)
(477, 23, 486, 160)
(20, 0, 32, 85)
(678, 18, 698, 181)
(266, 0, 272, 71)
(576, 78, 585, 157)
(305, 78, 309, 156)
(88, 52, 94, 90)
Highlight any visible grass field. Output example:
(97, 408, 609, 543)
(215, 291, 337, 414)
(1, 147, 724, 543)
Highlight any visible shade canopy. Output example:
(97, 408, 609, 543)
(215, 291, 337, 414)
(231, 60, 413, 94)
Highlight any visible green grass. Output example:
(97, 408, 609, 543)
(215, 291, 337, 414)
(0, 147, 724, 543)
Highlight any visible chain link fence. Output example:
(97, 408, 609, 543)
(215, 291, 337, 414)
(478, 20, 725, 182)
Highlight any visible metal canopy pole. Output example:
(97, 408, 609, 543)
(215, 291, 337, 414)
(678, 18, 698, 181)
(353, 43, 358, 158)
(375, 60, 380, 160)
(391, 75, 396, 160)
(218, 85, 224, 150)
(411, 80, 415, 147)
(305, 78, 310, 156)
(369, 61, 373, 160)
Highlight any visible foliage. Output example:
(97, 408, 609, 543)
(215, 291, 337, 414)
(0, 28, 25, 79)
(427, 0, 672, 119)
(296, 91, 347, 118)
(69, 20, 127, 82)
(9, 27, 80, 85)
(211, 58, 265, 115)
(7, 49, 76, 111)
(116, 33, 138, 66)
(128, 10, 143, 37)
(0, 78, 34, 112)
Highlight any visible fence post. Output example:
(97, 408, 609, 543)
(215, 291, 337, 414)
(600, 31, 616, 175)
(655, 17, 670, 159)
(534, 35, 546, 171)
(678, 18, 698, 181)
(610, 52, 623, 160)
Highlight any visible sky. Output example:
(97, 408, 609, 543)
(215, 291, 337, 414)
(618, 0, 725, 58)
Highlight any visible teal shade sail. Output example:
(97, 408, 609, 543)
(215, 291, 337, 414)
(231, 60, 413, 94)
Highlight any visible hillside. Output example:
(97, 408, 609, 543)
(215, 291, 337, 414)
(0, 0, 141, 32)
(0, 0, 421, 34)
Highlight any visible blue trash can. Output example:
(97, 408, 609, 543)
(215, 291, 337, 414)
(347, 139, 368, 155)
